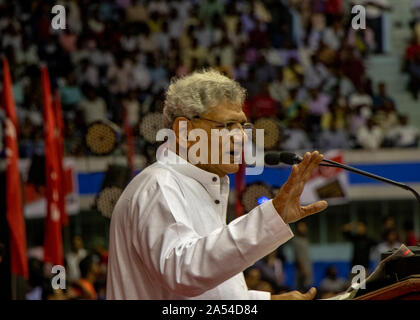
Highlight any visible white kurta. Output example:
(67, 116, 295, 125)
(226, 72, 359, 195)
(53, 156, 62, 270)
(106, 149, 294, 300)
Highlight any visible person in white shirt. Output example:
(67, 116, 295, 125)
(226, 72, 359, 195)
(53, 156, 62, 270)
(66, 235, 88, 283)
(106, 70, 327, 300)
(78, 86, 107, 125)
(357, 118, 384, 150)
(386, 114, 420, 147)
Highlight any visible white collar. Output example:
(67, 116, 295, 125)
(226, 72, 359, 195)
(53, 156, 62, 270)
(156, 147, 230, 188)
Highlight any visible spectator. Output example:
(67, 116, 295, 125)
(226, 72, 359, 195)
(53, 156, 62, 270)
(282, 118, 313, 151)
(372, 82, 395, 109)
(249, 83, 279, 120)
(353, 0, 390, 54)
(244, 267, 263, 290)
(340, 48, 366, 89)
(199, 0, 224, 26)
(371, 228, 401, 267)
(349, 85, 373, 111)
(323, 19, 345, 51)
(374, 101, 398, 132)
(321, 102, 346, 131)
(254, 250, 288, 294)
(66, 235, 88, 284)
(356, 117, 383, 150)
(0, 0, 416, 158)
(319, 121, 350, 150)
(319, 265, 348, 298)
(293, 221, 313, 291)
(79, 85, 108, 125)
(283, 57, 304, 90)
(385, 114, 419, 147)
(268, 67, 289, 104)
(307, 86, 330, 133)
(282, 88, 307, 121)
(59, 72, 83, 109)
(308, 87, 330, 117)
(381, 215, 396, 239)
(75, 254, 101, 300)
(26, 258, 45, 300)
(106, 58, 135, 95)
(343, 221, 377, 273)
(122, 90, 141, 127)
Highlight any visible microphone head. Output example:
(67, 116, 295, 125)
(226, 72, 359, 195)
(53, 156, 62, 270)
(264, 152, 302, 166)
(279, 152, 301, 165)
(264, 152, 281, 166)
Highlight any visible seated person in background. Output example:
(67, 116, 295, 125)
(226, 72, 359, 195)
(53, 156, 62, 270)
(318, 121, 351, 150)
(372, 82, 395, 110)
(244, 267, 274, 294)
(249, 82, 280, 120)
(385, 114, 419, 148)
(254, 250, 289, 294)
(373, 101, 399, 132)
(319, 265, 349, 299)
(244, 267, 262, 291)
(356, 117, 383, 150)
(74, 254, 101, 300)
(282, 118, 313, 151)
(371, 228, 402, 268)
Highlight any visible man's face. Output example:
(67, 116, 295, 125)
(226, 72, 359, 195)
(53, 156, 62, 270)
(195, 102, 248, 177)
(174, 102, 248, 177)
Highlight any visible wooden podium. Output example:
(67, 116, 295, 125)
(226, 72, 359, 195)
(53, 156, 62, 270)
(355, 275, 420, 300)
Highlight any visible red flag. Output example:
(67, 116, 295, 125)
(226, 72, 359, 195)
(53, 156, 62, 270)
(53, 89, 68, 226)
(41, 66, 63, 266)
(2, 57, 29, 279)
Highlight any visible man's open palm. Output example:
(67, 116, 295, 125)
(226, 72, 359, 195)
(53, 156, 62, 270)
(272, 151, 328, 224)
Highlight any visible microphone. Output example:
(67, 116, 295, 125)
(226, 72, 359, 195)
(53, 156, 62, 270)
(265, 151, 420, 204)
(265, 151, 332, 167)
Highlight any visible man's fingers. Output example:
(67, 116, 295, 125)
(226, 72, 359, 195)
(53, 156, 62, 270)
(280, 164, 299, 195)
(301, 200, 328, 217)
(302, 287, 317, 300)
(296, 152, 311, 175)
(272, 287, 317, 300)
(302, 151, 323, 181)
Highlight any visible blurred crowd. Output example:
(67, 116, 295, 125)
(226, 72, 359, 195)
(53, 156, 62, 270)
(26, 235, 108, 300)
(403, 0, 420, 100)
(0, 0, 419, 161)
(20, 214, 417, 300)
(244, 216, 418, 299)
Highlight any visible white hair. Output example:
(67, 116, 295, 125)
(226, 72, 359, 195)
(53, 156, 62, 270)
(163, 69, 246, 127)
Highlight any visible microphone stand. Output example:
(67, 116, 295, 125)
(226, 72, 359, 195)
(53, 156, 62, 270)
(319, 158, 420, 205)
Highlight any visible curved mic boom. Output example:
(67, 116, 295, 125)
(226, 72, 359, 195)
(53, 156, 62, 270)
(264, 151, 420, 205)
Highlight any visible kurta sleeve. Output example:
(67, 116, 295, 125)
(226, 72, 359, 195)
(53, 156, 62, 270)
(248, 290, 271, 300)
(133, 180, 294, 298)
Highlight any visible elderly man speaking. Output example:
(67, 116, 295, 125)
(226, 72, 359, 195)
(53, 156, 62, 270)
(106, 70, 328, 300)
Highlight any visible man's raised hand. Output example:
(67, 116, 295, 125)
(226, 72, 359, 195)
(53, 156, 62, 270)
(272, 151, 328, 224)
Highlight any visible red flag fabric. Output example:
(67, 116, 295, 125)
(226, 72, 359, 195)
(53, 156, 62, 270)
(2, 57, 29, 279)
(53, 89, 68, 226)
(41, 66, 63, 266)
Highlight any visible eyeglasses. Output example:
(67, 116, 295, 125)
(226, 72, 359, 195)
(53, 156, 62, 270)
(192, 116, 254, 131)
